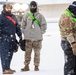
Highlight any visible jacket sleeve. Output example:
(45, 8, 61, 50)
(39, 14, 47, 34)
(16, 23, 22, 38)
(14, 15, 22, 38)
(59, 14, 75, 44)
(21, 13, 28, 33)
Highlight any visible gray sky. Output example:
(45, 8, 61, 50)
(0, 0, 75, 4)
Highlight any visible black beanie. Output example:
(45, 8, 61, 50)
(72, 1, 76, 5)
(30, 1, 37, 7)
(68, 1, 76, 17)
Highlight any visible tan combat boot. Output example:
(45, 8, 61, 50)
(21, 65, 30, 71)
(3, 69, 14, 74)
(10, 69, 16, 72)
(34, 66, 39, 71)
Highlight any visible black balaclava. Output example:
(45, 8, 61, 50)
(68, 1, 76, 17)
(3, 3, 12, 15)
(30, 1, 37, 13)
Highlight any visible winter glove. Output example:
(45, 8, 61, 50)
(71, 43, 76, 55)
(19, 39, 26, 51)
(19, 37, 22, 43)
(11, 39, 19, 53)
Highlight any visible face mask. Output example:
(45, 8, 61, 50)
(30, 8, 37, 13)
(4, 10, 11, 15)
(5, 10, 11, 15)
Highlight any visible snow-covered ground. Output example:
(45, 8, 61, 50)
(0, 22, 64, 75)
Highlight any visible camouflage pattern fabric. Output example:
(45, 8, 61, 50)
(24, 40, 42, 66)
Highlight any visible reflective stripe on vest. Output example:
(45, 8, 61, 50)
(63, 10, 76, 22)
(29, 12, 40, 25)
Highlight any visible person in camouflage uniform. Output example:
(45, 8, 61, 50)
(59, 1, 76, 75)
(21, 1, 47, 71)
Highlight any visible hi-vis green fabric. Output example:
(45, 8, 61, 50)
(29, 12, 40, 25)
(63, 10, 76, 22)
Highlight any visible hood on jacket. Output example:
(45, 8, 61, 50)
(29, 1, 38, 13)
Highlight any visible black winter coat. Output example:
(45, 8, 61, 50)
(0, 11, 22, 38)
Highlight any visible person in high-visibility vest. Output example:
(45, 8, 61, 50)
(21, 1, 47, 71)
(59, 1, 76, 75)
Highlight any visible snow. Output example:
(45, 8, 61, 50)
(0, 22, 64, 75)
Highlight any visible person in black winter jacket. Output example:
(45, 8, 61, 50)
(0, 3, 22, 74)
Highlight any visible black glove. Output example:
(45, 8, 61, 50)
(19, 37, 22, 43)
(11, 39, 19, 53)
(19, 39, 26, 51)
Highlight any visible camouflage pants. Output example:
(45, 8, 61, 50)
(61, 40, 76, 75)
(24, 40, 42, 66)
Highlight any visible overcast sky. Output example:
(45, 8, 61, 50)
(0, 0, 75, 4)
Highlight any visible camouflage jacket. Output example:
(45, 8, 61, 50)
(59, 10, 76, 44)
